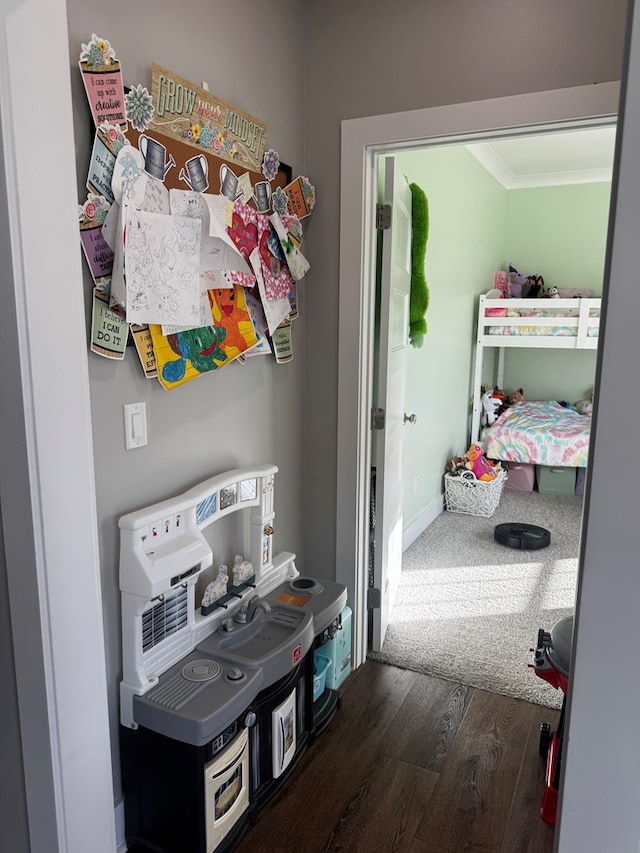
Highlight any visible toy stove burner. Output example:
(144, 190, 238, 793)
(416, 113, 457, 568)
(181, 659, 222, 682)
(494, 522, 551, 550)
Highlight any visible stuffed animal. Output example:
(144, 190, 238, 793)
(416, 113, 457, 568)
(507, 387, 525, 405)
(466, 444, 499, 481)
(494, 270, 511, 298)
(508, 263, 528, 299)
(526, 274, 545, 298)
(574, 398, 593, 416)
(481, 389, 501, 427)
(496, 387, 524, 416)
(546, 286, 560, 298)
(446, 456, 468, 476)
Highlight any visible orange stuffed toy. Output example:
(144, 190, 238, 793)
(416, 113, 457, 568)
(465, 444, 499, 482)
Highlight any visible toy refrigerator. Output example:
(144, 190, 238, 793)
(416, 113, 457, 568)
(324, 606, 352, 690)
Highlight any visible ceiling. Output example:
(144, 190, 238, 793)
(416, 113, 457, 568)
(466, 126, 617, 189)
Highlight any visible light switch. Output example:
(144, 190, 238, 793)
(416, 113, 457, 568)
(124, 402, 147, 450)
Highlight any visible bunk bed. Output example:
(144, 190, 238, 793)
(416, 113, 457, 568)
(470, 295, 600, 469)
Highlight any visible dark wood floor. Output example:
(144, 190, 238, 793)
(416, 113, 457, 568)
(236, 660, 559, 853)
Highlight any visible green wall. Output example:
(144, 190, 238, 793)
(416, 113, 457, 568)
(502, 183, 610, 402)
(394, 153, 610, 538)
(395, 146, 507, 531)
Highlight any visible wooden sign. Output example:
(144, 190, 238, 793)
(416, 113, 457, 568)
(149, 65, 268, 172)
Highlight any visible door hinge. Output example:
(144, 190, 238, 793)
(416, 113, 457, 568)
(376, 203, 391, 230)
(367, 587, 381, 610)
(371, 407, 385, 430)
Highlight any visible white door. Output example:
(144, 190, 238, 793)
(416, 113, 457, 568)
(371, 157, 413, 651)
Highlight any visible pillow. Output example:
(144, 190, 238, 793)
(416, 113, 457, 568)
(556, 288, 594, 298)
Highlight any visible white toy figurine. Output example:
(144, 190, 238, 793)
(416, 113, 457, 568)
(232, 554, 254, 586)
(481, 389, 501, 427)
(201, 565, 229, 608)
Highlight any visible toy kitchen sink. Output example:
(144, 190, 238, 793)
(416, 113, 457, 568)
(118, 465, 348, 853)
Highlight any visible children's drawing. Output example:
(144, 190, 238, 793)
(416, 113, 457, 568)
(270, 211, 310, 282)
(243, 290, 272, 357)
(250, 246, 290, 336)
(151, 323, 228, 389)
(207, 286, 258, 356)
(112, 145, 146, 206)
(125, 209, 201, 326)
(230, 200, 293, 300)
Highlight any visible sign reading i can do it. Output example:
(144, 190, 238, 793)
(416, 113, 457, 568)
(149, 65, 268, 172)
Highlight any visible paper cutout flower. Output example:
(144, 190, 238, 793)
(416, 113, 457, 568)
(199, 125, 214, 149)
(262, 148, 280, 181)
(191, 123, 201, 141)
(80, 34, 116, 66)
(99, 122, 129, 155)
(300, 176, 316, 212)
(125, 84, 155, 132)
(272, 186, 289, 217)
(78, 193, 110, 227)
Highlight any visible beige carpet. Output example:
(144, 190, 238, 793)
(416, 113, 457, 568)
(369, 489, 582, 709)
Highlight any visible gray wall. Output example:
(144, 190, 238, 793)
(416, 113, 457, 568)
(66, 0, 305, 798)
(0, 509, 30, 853)
(302, 0, 628, 578)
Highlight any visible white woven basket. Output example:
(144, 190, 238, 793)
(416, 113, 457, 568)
(444, 469, 507, 517)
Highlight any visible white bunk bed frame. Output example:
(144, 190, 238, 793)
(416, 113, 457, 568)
(470, 294, 601, 444)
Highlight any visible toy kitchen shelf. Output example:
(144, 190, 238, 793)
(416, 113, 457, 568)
(118, 465, 349, 853)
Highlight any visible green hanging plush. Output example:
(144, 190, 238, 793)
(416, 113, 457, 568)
(409, 182, 430, 348)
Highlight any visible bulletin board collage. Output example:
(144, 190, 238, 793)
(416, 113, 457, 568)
(78, 34, 316, 390)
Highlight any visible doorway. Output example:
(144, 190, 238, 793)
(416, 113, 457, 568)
(367, 127, 613, 692)
(335, 82, 619, 671)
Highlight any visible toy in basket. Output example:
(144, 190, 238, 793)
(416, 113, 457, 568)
(445, 445, 507, 517)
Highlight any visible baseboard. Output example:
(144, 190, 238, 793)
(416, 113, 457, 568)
(115, 800, 127, 853)
(403, 494, 444, 552)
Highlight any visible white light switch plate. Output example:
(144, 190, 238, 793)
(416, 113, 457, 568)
(124, 402, 147, 450)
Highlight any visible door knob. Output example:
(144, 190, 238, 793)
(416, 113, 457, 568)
(404, 413, 417, 425)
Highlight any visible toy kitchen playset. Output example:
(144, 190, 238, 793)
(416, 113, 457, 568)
(119, 464, 351, 852)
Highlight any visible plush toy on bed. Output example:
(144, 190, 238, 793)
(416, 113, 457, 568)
(509, 263, 545, 298)
(494, 270, 511, 298)
(507, 387, 525, 405)
(465, 444, 500, 481)
(481, 389, 502, 427)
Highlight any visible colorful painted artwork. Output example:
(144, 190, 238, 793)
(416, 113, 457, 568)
(151, 284, 258, 389)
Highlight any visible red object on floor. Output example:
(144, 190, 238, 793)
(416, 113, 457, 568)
(532, 618, 572, 825)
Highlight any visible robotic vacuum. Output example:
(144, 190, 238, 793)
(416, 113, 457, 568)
(494, 522, 551, 550)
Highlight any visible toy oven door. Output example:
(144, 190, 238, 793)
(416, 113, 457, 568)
(204, 727, 249, 853)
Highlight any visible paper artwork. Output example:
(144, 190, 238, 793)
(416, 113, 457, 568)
(111, 144, 146, 206)
(125, 209, 201, 326)
(250, 246, 290, 336)
(270, 212, 310, 282)
(169, 191, 252, 288)
(79, 35, 127, 129)
(79, 193, 114, 282)
(243, 290, 271, 357)
(150, 284, 258, 389)
(230, 200, 293, 300)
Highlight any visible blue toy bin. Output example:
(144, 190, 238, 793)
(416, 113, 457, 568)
(312, 652, 331, 702)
